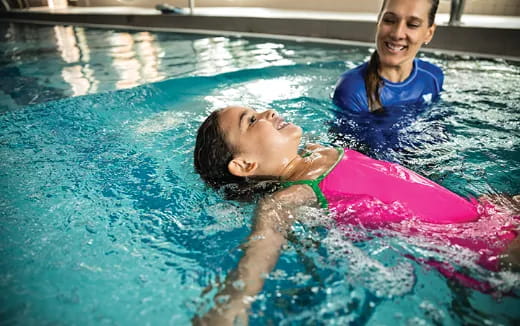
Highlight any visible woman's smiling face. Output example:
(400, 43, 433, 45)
(376, 0, 435, 70)
(218, 106, 302, 177)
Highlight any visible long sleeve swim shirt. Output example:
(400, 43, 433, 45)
(333, 59, 444, 112)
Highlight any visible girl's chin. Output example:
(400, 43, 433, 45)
(286, 124, 303, 136)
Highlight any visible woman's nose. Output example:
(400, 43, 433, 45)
(390, 21, 406, 39)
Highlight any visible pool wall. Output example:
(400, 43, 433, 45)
(1, 7, 519, 60)
(74, 0, 520, 16)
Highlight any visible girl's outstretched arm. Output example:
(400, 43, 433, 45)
(193, 186, 315, 326)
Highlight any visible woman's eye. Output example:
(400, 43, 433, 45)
(249, 116, 257, 125)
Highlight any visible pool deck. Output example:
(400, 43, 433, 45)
(1, 6, 519, 60)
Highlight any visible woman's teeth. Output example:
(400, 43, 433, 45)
(386, 42, 407, 51)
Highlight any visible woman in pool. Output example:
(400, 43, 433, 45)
(193, 106, 519, 325)
(333, 0, 443, 112)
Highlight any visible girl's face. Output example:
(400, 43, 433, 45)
(376, 0, 435, 70)
(218, 106, 302, 177)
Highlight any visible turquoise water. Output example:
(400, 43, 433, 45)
(1, 23, 520, 325)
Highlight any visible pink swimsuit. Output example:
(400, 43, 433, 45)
(322, 149, 478, 223)
(283, 149, 518, 273)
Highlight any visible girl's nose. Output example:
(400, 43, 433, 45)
(263, 109, 277, 120)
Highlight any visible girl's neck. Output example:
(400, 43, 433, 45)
(279, 155, 307, 181)
(379, 60, 414, 83)
(279, 148, 338, 181)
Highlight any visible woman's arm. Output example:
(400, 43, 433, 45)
(194, 186, 315, 326)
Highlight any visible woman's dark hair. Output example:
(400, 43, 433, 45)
(365, 0, 439, 112)
(193, 109, 279, 201)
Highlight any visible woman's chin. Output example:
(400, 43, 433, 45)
(377, 47, 418, 69)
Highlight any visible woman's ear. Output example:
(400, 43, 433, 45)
(228, 157, 258, 177)
(425, 24, 436, 44)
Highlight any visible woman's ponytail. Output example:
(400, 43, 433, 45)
(365, 50, 383, 112)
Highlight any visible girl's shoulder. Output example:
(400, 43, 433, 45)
(270, 184, 317, 207)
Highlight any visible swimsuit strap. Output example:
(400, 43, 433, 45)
(280, 179, 329, 209)
(280, 148, 344, 209)
(301, 150, 313, 158)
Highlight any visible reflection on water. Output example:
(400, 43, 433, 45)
(54, 25, 80, 64)
(54, 26, 98, 95)
(3, 22, 336, 111)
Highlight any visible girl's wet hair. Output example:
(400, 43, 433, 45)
(193, 109, 279, 201)
(365, 0, 439, 112)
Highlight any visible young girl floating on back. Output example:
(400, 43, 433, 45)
(193, 106, 519, 326)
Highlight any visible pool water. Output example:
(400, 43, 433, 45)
(1, 22, 519, 325)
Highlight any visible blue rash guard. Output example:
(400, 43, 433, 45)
(333, 59, 444, 112)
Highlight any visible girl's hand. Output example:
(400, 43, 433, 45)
(479, 194, 520, 214)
